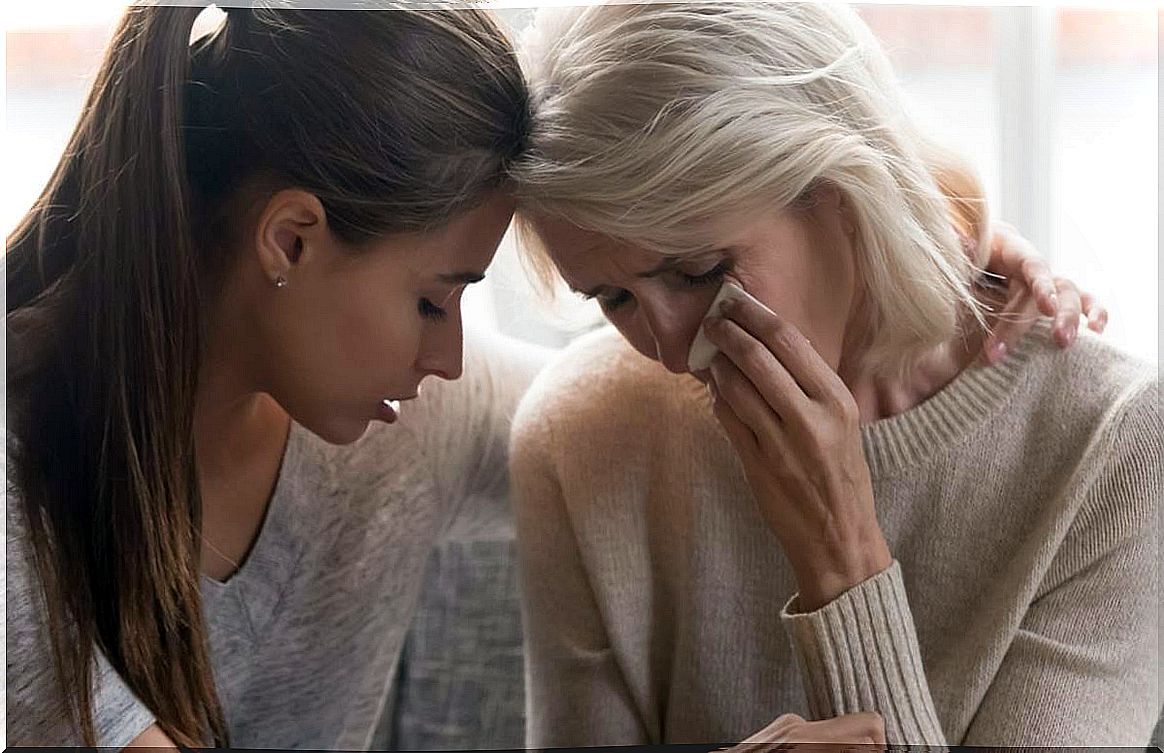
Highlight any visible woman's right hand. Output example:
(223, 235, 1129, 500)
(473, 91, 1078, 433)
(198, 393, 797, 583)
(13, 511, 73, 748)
(720, 712, 887, 752)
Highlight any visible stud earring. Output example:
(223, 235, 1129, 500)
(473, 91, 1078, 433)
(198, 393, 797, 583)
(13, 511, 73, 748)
(274, 275, 288, 289)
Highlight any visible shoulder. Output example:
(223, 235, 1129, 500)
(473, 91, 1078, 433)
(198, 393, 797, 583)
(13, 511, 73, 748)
(1010, 324, 1160, 531)
(1012, 323, 1158, 450)
(511, 326, 710, 460)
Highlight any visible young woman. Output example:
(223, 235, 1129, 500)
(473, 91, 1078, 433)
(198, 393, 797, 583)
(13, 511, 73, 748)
(507, 2, 1156, 747)
(5, 4, 542, 748)
(5, 2, 1101, 748)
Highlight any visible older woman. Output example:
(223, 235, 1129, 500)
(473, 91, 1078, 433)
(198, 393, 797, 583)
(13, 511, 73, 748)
(507, 2, 1158, 748)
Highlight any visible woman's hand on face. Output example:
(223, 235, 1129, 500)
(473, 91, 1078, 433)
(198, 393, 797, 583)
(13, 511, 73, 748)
(718, 712, 887, 752)
(978, 221, 1107, 364)
(703, 294, 892, 612)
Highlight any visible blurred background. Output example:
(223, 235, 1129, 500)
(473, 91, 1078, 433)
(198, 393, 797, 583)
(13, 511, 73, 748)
(5, 2, 1160, 362)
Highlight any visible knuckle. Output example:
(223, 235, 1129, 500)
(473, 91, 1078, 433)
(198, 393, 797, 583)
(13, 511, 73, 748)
(741, 337, 766, 361)
(829, 392, 860, 426)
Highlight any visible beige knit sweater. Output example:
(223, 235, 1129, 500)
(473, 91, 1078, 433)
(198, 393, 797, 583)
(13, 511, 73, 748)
(509, 319, 1160, 747)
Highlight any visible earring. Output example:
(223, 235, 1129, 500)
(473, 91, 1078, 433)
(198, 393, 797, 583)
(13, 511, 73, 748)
(274, 275, 288, 289)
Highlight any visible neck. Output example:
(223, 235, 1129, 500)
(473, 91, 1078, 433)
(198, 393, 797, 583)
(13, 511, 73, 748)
(194, 289, 288, 483)
(839, 318, 987, 425)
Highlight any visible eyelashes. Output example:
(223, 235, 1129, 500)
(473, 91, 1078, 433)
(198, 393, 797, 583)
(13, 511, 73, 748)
(418, 298, 448, 321)
(594, 289, 632, 311)
(676, 259, 733, 288)
(582, 258, 734, 312)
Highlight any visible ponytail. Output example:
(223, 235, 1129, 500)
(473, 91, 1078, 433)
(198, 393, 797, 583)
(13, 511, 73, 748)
(7, 3, 228, 745)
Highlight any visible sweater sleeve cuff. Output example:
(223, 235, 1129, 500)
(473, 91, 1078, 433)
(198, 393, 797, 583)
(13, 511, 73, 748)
(780, 559, 948, 746)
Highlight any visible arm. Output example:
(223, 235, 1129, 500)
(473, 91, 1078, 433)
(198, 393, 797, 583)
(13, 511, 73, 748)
(961, 378, 1160, 745)
(782, 378, 1161, 747)
(779, 561, 947, 744)
(509, 410, 651, 746)
(702, 291, 947, 744)
(6, 479, 158, 747)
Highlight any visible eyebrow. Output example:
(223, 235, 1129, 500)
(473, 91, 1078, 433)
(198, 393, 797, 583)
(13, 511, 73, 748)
(637, 249, 734, 279)
(570, 250, 733, 298)
(571, 282, 617, 299)
(635, 257, 684, 279)
(437, 271, 487, 285)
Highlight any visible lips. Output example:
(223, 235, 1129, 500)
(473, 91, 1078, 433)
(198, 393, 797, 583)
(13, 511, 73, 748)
(377, 399, 401, 424)
(376, 392, 422, 424)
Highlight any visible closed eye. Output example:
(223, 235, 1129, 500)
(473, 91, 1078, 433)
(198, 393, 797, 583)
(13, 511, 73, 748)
(419, 298, 448, 321)
(674, 259, 733, 288)
(580, 288, 633, 312)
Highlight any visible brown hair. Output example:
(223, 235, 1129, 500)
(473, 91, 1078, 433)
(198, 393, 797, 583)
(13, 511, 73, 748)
(6, 3, 527, 745)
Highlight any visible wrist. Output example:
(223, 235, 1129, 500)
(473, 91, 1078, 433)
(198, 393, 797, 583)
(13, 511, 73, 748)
(791, 535, 893, 612)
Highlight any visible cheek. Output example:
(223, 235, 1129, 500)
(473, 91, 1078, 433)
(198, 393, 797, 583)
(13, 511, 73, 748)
(734, 265, 850, 368)
(611, 319, 657, 363)
(336, 297, 419, 365)
(293, 273, 420, 391)
(608, 288, 718, 363)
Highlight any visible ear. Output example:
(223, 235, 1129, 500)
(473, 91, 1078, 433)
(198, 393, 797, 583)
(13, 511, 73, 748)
(805, 182, 855, 238)
(252, 189, 332, 286)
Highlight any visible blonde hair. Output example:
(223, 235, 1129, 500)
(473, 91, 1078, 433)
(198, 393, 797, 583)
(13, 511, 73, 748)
(511, 1, 989, 378)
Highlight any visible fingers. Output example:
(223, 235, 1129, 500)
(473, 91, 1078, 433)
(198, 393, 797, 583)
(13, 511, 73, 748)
(984, 220, 1111, 348)
(706, 315, 805, 418)
(725, 712, 885, 753)
(981, 284, 1037, 365)
(987, 222, 1061, 316)
(740, 713, 807, 743)
(715, 293, 842, 402)
(984, 222, 1057, 316)
(796, 712, 886, 746)
(1080, 290, 1108, 333)
(1020, 256, 1058, 317)
(717, 713, 806, 753)
(708, 354, 778, 455)
(1049, 277, 1081, 347)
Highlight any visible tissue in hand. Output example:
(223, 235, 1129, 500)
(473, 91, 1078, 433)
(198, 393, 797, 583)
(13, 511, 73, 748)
(687, 280, 762, 372)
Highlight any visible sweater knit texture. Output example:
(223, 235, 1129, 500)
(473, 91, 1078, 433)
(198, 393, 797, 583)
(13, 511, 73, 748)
(510, 320, 1160, 747)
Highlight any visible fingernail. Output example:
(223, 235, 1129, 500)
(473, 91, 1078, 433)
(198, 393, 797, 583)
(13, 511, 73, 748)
(707, 377, 719, 402)
(1047, 291, 1059, 308)
(989, 341, 1007, 363)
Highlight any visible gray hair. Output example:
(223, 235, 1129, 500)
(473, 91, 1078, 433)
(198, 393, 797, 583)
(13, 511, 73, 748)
(511, 1, 989, 377)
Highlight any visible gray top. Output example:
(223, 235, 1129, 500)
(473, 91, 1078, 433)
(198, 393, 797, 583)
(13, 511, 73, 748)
(6, 329, 549, 748)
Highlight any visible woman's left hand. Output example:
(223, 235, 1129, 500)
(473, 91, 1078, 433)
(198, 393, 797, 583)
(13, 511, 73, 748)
(704, 293, 891, 613)
(978, 221, 1108, 363)
(718, 711, 887, 752)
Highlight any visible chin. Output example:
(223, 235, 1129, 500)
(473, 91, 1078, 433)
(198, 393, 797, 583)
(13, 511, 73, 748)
(305, 416, 372, 447)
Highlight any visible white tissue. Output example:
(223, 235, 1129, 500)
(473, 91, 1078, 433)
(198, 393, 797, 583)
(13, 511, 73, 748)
(687, 281, 761, 372)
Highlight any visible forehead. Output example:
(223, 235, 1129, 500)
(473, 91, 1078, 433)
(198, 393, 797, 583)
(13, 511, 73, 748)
(533, 216, 661, 277)
(401, 192, 516, 271)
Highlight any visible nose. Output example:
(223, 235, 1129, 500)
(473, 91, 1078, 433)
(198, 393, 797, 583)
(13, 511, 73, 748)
(638, 298, 696, 374)
(416, 315, 464, 382)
